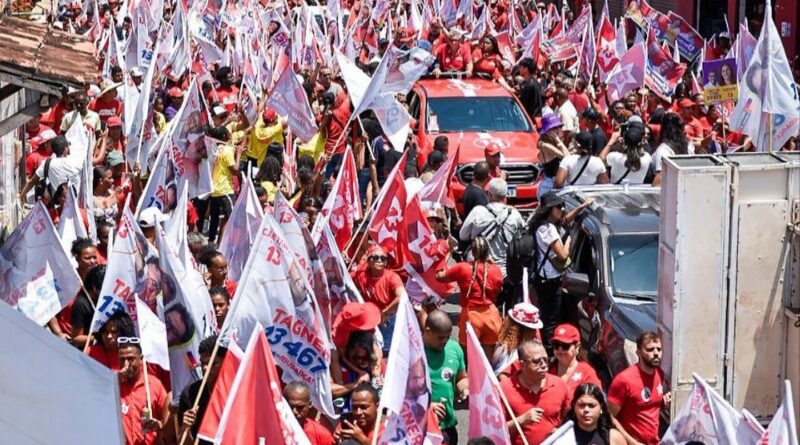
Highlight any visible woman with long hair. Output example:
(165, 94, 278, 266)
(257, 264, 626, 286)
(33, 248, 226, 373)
(567, 384, 626, 445)
(537, 114, 571, 196)
(719, 62, 736, 86)
(600, 120, 653, 184)
(554, 132, 609, 188)
(493, 302, 543, 377)
(472, 35, 508, 86)
(436, 236, 504, 359)
(652, 112, 694, 186)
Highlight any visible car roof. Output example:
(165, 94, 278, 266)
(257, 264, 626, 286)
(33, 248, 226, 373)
(559, 186, 661, 235)
(416, 78, 514, 98)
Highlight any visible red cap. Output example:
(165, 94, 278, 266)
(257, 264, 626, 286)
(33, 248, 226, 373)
(678, 98, 696, 108)
(484, 141, 502, 156)
(106, 116, 123, 127)
(262, 108, 277, 123)
(168, 87, 184, 98)
(551, 323, 580, 344)
(331, 302, 381, 349)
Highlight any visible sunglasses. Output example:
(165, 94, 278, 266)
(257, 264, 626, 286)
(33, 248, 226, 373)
(369, 255, 388, 262)
(117, 336, 141, 345)
(551, 341, 575, 351)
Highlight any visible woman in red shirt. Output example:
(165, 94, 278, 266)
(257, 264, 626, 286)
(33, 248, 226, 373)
(472, 35, 506, 83)
(548, 323, 603, 396)
(436, 236, 503, 359)
(432, 30, 473, 76)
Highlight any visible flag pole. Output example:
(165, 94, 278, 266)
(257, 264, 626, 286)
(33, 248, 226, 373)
(495, 379, 531, 445)
(178, 340, 222, 445)
(369, 408, 385, 445)
(768, 113, 774, 153)
(142, 357, 153, 414)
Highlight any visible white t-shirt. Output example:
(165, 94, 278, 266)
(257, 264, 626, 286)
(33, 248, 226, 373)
(557, 100, 580, 133)
(535, 223, 561, 280)
(35, 155, 82, 192)
(652, 142, 695, 172)
(559, 154, 607, 185)
(607, 151, 652, 184)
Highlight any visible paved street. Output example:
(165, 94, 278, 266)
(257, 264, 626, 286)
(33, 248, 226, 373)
(442, 295, 470, 444)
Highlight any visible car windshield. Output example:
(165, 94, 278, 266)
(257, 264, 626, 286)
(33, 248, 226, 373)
(426, 97, 532, 132)
(609, 234, 658, 299)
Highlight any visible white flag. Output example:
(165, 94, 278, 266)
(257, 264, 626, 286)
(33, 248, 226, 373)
(218, 177, 264, 283)
(662, 373, 763, 445)
(0, 203, 81, 325)
(377, 295, 432, 445)
(57, 186, 88, 267)
(314, 224, 364, 331)
(219, 210, 336, 419)
(758, 381, 798, 445)
(729, 0, 800, 152)
(541, 421, 577, 445)
(156, 225, 216, 404)
(134, 295, 170, 370)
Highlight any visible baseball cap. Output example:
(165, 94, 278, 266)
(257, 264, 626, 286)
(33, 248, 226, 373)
(106, 116, 123, 128)
(573, 131, 593, 152)
(262, 108, 277, 123)
(484, 141, 502, 156)
(168, 87, 184, 98)
(106, 150, 124, 167)
(331, 302, 382, 349)
(138, 207, 168, 228)
(30, 129, 58, 149)
(509, 303, 543, 329)
(551, 323, 580, 344)
(212, 105, 228, 118)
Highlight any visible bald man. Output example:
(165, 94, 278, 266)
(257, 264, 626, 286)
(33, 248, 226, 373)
(423, 310, 468, 445)
(285, 381, 334, 445)
(500, 340, 569, 445)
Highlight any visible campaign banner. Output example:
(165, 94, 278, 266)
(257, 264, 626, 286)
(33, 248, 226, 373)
(645, 32, 686, 100)
(541, 36, 579, 62)
(702, 58, 738, 104)
(666, 12, 704, 61)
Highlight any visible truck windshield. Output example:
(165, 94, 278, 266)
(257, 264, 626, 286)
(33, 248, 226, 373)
(426, 97, 532, 132)
(609, 234, 658, 299)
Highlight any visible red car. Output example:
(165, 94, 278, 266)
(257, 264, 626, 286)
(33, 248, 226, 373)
(406, 78, 541, 213)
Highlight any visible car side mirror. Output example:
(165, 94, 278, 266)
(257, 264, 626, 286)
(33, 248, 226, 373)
(562, 272, 590, 296)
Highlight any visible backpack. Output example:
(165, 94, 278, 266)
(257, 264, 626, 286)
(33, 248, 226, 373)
(506, 228, 536, 286)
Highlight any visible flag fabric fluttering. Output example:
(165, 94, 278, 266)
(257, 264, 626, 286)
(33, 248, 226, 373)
(266, 66, 320, 143)
(134, 295, 170, 371)
(0, 202, 82, 326)
(196, 341, 245, 442)
(758, 381, 798, 445)
(606, 43, 647, 102)
(218, 177, 264, 283)
(314, 146, 362, 251)
(466, 323, 511, 445)
(729, 0, 800, 152)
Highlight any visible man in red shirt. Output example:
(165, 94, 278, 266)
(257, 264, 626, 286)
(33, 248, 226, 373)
(607, 331, 670, 445)
(25, 128, 57, 177)
(214, 66, 240, 113)
(24, 113, 52, 139)
(285, 381, 334, 445)
(484, 143, 508, 180)
(118, 338, 170, 445)
(321, 90, 352, 178)
(351, 245, 407, 353)
(501, 340, 570, 445)
(432, 30, 473, 77)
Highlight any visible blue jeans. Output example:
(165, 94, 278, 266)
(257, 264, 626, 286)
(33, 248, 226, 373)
(357, 168, 371, 207)
(538, 175, 555, 197)
(378, 313, 396, 354)
(324, 153, 344, 180)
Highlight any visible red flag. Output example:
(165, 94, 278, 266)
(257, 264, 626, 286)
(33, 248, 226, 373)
(318, 147, 363, 250)
(466, 323, 511, 444)
(644, 30, 686, 100)
(399, 196, 451, 304)
(196, 343, 244, 442)
(213, 326, 310, 444)
(595, 14, 619, 81)
(367, 151, 408, 259)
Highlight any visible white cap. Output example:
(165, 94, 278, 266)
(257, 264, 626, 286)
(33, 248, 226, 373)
(130, 67, 144, 77)
(138, 207, 168, 228)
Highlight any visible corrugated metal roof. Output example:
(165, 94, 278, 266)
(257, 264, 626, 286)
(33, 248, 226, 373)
(0, 16, 96, 89)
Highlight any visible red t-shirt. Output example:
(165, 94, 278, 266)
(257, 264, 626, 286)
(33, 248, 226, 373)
(324, 91, 352, 156)
(350, 268, 404, 310)
(25, 123, 51, 139)
(501, 373, 570, 445)
(433, 43, 472, 72)
(302, 417, 334, 445)
(25, 148, 51, 177)
(606, 365, 665, 445)
(568, 92, 591, 114)
(215, 85, 240, 112)
(120, 371, 169, 445)
(90, 97, 123, 123)
(472, 49, 503, 80)
(548, 361, 603, 396)
(442, 262, 503, 308)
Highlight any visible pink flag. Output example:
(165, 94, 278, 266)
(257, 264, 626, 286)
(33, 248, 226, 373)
(0, 202, 81, 326)
(417, 145, 459, 208)
(316, 147, 362, 251)
(266, 67, 319, 143)
(595, 14, 619, 81)
(399, 196, 451, 305)
(218, 177, 264, 283)
(214, 325, 311, 444)
(466, 323, 511, 444)
(606, 43, 646, 102)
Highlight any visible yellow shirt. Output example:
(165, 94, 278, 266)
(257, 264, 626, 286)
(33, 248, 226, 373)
(226, 122, 246, 146)
(154, 112, 167, 134)
(260, 180, 278, 203)
(298, 131, 326, 163)
(246, 119, 284, 165)
(212, 144, 236, 197)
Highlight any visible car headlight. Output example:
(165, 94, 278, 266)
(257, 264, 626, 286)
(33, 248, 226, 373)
(623, 338, 639, 367)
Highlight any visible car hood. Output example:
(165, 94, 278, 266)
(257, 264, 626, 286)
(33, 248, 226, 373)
(607, 297, 657, 342)
(425, 131, 539, 164)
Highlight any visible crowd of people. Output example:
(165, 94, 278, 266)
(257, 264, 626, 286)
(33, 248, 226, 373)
(6, 0, 800, 443)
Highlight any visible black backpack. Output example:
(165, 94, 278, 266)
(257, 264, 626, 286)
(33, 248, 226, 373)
(506, 228, 536, 286)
